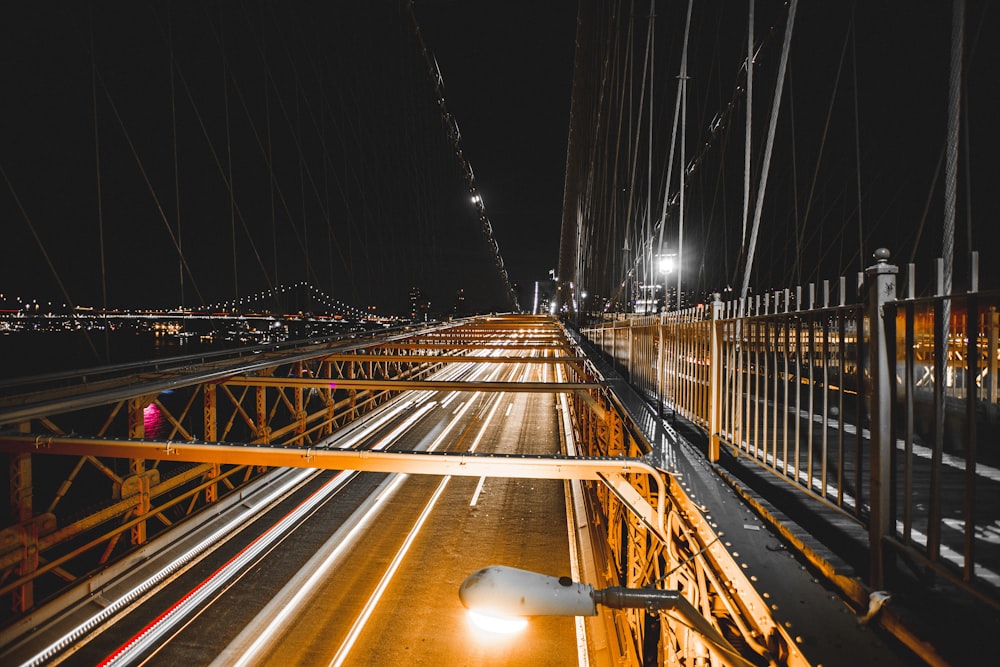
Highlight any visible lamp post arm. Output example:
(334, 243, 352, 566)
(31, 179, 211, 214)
(595, 587, 755, 667)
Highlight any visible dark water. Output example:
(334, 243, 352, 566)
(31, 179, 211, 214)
(0, 330, 240, 381)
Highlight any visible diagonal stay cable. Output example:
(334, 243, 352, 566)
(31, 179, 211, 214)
(154, 34, 279, 305)
(0, 161, 101, 362)
(91, 65, 207, 306)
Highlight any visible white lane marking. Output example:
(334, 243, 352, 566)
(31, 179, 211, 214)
(557, 362, 591, 667)
(218, 474, 408, 667)
(470, 476, 487, 507)
(328, 476, 451, 667)
(20, 468, 317, 667)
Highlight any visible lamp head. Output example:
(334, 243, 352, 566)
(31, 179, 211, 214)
(459, 566, 597, 619)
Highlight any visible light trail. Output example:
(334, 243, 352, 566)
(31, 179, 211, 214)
(469, 476, 487, 506)
(328, 356, 527, 663)
(327, 475, 452, 667)
(98, 469, 361, 666)
(328, 356, 517, 664)
(19, 468, 317, 667)
(218, 355, 502, 664)
(18, 387, 438, 665)
(369, 402, 438, 451)
(34, 335, 574, 665)
(215, 473, 411, 667)
(95, 363, 464, 666)
(557, 360, 591, 667)
(332, 400, 421, 450)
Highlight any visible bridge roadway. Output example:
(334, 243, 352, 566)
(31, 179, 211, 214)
(2, 353, 584, 665)
(0, 317, 928, 666)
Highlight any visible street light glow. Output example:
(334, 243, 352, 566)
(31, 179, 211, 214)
(659, 255, 675, 274)
(467, 610, 527, 634)
(460, 566, 753, 666)
(459, 565, 596, 618)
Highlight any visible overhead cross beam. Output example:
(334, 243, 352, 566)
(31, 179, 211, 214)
(0, 434, 667, 541)
(319, 355, 586, 363)
(222, 377, 598, 393)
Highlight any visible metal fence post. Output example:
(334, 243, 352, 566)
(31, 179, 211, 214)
(708, 293, 724, 462)
(865, 247, 898, 589)
(657, 312, 666, 416)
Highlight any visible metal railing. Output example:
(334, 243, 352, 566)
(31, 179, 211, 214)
(562, 344, 808, 666)
(581, 250, 999, 606)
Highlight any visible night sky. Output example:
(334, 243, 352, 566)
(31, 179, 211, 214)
(0, 1, 576, 316)
(558, 1, 1000, 306)
(1, 2, 997, 317)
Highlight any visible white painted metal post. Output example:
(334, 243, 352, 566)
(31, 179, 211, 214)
(865, 247, 898, 589)
(709, 293, 724, 462)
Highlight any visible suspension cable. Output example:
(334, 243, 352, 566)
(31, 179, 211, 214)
(739, 0, 798, 301)
(405, 1, 520, 312)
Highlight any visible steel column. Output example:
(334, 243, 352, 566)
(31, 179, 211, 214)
(865, 248, 898, 589)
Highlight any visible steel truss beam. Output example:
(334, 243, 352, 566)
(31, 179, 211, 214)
(0, 434, 665, 534)
(318, 354, 586, 363)
(563, 359, 809, 666)
(0, 317, 585, 623)
(222, 377, 596, 393)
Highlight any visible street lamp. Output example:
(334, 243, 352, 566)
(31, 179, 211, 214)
(460, 565, 753, 667)
(657, 253, 677, 313)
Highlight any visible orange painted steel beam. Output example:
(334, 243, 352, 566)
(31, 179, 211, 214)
(318, 354, 586, 364)
(0, 433, 665, 539)
(373, 342, 571, 350)
(221, 377, 597, 392)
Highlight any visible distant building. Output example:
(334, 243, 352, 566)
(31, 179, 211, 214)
(409, 287, 431, 321)
(452, 288, 467, 317)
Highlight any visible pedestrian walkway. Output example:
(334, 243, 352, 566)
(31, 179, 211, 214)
(574, 332, 923, 666)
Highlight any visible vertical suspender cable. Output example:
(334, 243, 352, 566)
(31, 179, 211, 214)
(221, 15, 238, 301)
(942, 0, 964, 302)
(645, 0, 655, 295)
(624, 4, 653, 299)
(959, 6, 986, 254)
(739, 0, 798, 301)
(851, 13, 864, 275)
(677, 4, 689, 313)
(91, 10, 107, 318)
(742, 0, 753, 251)
(296, 93, 309, 292)
(795, 15, 852, 285)
(933, 0, 964, 564)
(654, 0, 693, 306)
(91, 18, 107, 314)
(265, 43, 279, 308)
(90, 9, 108, 361)
(168, 9, 183, 307)
(962, 86, 972, 253)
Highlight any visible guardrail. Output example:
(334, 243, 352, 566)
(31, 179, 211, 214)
(561, 335, 808, 666)
(581, 249, 999, 606)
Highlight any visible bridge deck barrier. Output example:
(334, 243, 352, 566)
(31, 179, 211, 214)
(579, 250, 1000, 665)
